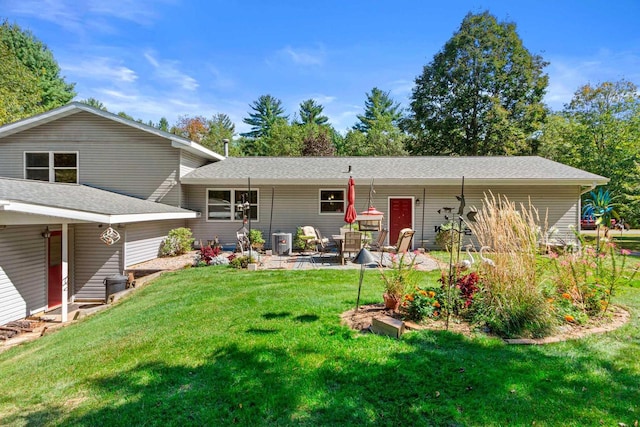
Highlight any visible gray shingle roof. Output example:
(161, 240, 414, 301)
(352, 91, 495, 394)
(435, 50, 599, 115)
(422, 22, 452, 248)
(182, 156, 607, 185)
(0, 177, 195, 217)
(0, 102, 224, 161)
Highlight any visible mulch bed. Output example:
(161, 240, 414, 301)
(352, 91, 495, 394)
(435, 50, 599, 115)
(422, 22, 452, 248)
(341, 304, 631, 344)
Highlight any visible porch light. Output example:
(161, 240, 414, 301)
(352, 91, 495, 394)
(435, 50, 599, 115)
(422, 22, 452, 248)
(41, 227, 51, 239)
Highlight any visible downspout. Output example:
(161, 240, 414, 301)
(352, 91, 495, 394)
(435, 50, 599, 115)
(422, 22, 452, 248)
(580, 182, 598, 195)
(577, 182, 598, 233)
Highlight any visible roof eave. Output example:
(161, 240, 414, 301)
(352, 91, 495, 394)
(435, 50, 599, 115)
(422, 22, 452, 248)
(0, 102, 224, 161)
(170, 140, 225, 161)
(0, 200, 199, 224)
(180, 177, 610, 186)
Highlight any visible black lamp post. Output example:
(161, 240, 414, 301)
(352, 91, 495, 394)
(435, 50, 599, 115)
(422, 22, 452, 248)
(352, 247, 377, 314)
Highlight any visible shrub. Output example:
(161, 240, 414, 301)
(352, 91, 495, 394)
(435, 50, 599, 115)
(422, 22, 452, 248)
(159, 227, 194, 257)
(546, 241, 637, 320)
(209, 255, 230, 266)
(229, 255, 250, 269)
(249, 229, 265, 249)
(434, 222, 462, 253)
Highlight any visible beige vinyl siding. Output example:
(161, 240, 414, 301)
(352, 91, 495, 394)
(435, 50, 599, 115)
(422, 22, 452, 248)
(0, 111, 182, 206)
(180, 151, 209, 178)
(421, 185, 580, 249)
(125, 219, 187, 267)
(0, 225, 46, 325)
(185, 184, 580, 250)
(73, 223, 123, 301)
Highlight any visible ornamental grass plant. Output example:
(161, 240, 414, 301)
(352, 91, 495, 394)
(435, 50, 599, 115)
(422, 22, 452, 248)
(467, 193, 555, 338)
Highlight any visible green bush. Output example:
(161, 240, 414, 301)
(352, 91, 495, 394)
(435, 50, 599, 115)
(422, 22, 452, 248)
(473, 284, 555, 338)
(434, 222, 461, 253)
(249, 229, 265, 247)
(159, 227, 194, 257)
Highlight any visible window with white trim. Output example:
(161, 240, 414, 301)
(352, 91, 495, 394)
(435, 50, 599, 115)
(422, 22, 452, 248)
(25, 152, 78, 183)
(319, 189, 345, 214)
(206, 189, 258, 221)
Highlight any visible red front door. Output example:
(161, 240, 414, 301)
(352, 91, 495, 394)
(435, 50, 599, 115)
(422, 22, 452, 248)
(389, 198, 413, 246)
(48, 231, 62, 308)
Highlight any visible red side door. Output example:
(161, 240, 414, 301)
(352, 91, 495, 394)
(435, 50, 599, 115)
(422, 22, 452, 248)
(389, 198, 413, 246)
(47, 230, 62, 308)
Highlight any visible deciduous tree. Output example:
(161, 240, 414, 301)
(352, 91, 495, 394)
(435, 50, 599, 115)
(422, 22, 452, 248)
(541, 80, 640, 225)
(0, 42, 41, 124)
(0, 20, 75, 111)
(405, 11, 548, 156)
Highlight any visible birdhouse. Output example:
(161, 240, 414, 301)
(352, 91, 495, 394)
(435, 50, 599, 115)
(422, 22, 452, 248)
(357, 206, 384, 231)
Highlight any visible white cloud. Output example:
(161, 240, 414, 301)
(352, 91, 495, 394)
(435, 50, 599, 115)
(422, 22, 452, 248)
(311, 94, 337, 105)
(1, 0, 169, 33)
(389, 79, 414, 100)
(98, 89, 138, 101)
(62, 57, 138, 83)
(143, 52, 160, 68)
(144, 51, 199, 91)
(205, 65, 236, 91)
(276, 45, 326, 66)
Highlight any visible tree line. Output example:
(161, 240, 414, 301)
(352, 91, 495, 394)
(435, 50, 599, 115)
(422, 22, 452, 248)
(1, 13, 639, 224)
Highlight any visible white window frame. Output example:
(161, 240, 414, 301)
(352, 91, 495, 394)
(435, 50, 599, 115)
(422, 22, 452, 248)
(319, 188, 346, 215)
(206, 188, 259, 222)
(24, 151, 79, 183)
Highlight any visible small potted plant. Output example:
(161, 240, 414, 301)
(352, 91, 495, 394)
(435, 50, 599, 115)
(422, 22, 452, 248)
(379, 251, 418, 311)
(249, 229, 265, 251)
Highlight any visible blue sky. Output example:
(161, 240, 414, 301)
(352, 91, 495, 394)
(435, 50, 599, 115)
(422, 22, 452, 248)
(2, 0, 639, 135)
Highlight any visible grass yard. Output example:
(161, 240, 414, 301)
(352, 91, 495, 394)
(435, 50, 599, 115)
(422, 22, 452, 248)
(1, 267, 639, 426)
(582, 229, 640, 252)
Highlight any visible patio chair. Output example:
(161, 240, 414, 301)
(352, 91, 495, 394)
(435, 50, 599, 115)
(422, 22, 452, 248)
(380, 228, 415, 266)
(367, 228, 388, 251)
(341, 231, 364, 265)
(314, 228, 336, 258)
(300, 225, 320, 250)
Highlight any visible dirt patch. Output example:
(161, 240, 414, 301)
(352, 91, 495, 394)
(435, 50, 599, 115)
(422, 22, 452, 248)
(341, 304, 631, 344)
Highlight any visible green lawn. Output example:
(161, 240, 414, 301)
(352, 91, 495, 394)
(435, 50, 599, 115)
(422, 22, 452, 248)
(1, 267, 639, 426)
(582, 229, 640, 252)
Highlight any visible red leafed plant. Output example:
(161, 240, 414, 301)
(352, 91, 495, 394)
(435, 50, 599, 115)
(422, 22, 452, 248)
(199, 245, 222, 264)
(456, 272, 480, 308)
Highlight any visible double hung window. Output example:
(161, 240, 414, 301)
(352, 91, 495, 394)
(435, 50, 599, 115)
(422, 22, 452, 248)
(319, 189, 345, 214)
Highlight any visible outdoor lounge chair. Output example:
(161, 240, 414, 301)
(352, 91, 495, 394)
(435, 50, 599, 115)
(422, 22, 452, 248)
(367, 228, 388, 251)
(380, 228, 415, 266)
(300, 226, 320, 250)
(314, 228, 336, 257)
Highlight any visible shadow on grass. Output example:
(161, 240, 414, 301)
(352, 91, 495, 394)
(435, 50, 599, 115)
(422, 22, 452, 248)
(10, 326, 635, 426)
(262, 311, 291, 320)
(293, 314, 319, 323)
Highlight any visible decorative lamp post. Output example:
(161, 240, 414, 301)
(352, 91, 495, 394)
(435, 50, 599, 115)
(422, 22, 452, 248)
(352, 247, 378, 315)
